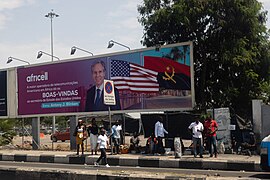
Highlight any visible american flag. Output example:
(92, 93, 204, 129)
(110, 60, 159, 93)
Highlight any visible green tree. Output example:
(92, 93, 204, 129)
(0, 119, 16, 145)
(41, 116, 70, 131)
(138, 0, 270, 114)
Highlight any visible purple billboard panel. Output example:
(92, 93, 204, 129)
(17, 59, 109, 115)
(0, 71, 7, 116)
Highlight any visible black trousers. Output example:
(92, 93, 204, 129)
(156, 136, 165, 154)
(96, 148, 107, 164)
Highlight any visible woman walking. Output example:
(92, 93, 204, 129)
(94, 128, 110, 167)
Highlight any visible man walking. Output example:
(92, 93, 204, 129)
(188, 118, 204, 158)
(94, 128, 110, 167)
(154, 116, 168, 154)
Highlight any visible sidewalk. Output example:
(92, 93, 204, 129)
(0, 149, 261, 172)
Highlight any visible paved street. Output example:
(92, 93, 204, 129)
(0, 161, 269, 180)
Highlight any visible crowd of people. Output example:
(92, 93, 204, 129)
(145, 114, 219, 158)
(73, 118, 125, 167)
(72, 114, 219, 167)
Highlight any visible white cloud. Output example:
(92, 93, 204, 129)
(0, 0, 36, 30)
(0, 13, 10, 29)
(107, 1, 140, 18)
(48, 0, 60, 3)
(259, 0, 270, 10)
(0, 0, 36, 10)
(0, 0, 25, 10)
(0, 37, 51, 67)
(260, 0, 270, 2)
(121, 0, 141, 11)
(119, 17, 141, 30)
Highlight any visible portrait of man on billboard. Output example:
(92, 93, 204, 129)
(84, 60, 121, 112)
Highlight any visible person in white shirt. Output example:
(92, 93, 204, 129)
(188, 118, 204, 158)
(154, 116, 168, 154)
(94, 128, 110, 167)
(111, 120, 122, 154)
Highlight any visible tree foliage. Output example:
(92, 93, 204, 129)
(41, 116, 70, 131)
(138, 0, 270, 114)
(0, 119, 16, 145)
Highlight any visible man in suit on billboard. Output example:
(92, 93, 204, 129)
(85, 60, 121, 112)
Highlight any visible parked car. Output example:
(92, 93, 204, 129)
(50, 128, 70, 142)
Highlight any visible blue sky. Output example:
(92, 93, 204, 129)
(0, 0, 269, 69)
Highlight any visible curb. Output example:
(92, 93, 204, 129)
(0, 153, 261, 172)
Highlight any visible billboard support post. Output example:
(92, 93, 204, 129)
(22, 118, 24, 149)
(123, 113, 125, 144)
(108, 106, 113, 154)
(32, 117, 40, 150)
(70, 116, 77, 150)
(52, 116, 56, 150)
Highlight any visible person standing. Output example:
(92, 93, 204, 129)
(204, 114, 218, 158)
(111, 120, 122, 154)
(73, 119, 87, 155)
(188, 118, 204, 158)
(154, 116, 168, 154)
(94, 128, 110, 167)
(87, 118, 99, 155)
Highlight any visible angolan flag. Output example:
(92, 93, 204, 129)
(110, 59, 159, 93)
(144, 56, 191, 90)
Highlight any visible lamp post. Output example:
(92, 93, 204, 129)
(7, 56, 30, 65)
(45, 9, 59, 62)
(70, 46, 94, 56)
(107, 40, 130, 50)
(37, 50, 60, 150)
(37, 51, 60, 61)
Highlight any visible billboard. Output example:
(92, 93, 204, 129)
(17, 42, 194, 116)
(0, 71, 7, 116)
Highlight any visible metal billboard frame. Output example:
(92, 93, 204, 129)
(4, 41, 195, 118)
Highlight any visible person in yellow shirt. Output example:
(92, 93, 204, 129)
(73, 119, 87, 155)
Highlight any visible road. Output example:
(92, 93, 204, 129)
(0, 161, 269, 179)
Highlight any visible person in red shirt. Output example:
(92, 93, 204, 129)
(204, 114, 218, 158)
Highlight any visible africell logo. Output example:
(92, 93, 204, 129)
(26, 72, 49, 82)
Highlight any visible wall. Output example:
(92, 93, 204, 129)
(262, 104, 270, 139)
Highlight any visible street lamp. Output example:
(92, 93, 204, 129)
(70, 46, 94, 56)
(45, 9, 59, 61)
(7, 56, 30, 65)
(37, 51, 60, 61)
(107, 40, 130, 50)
